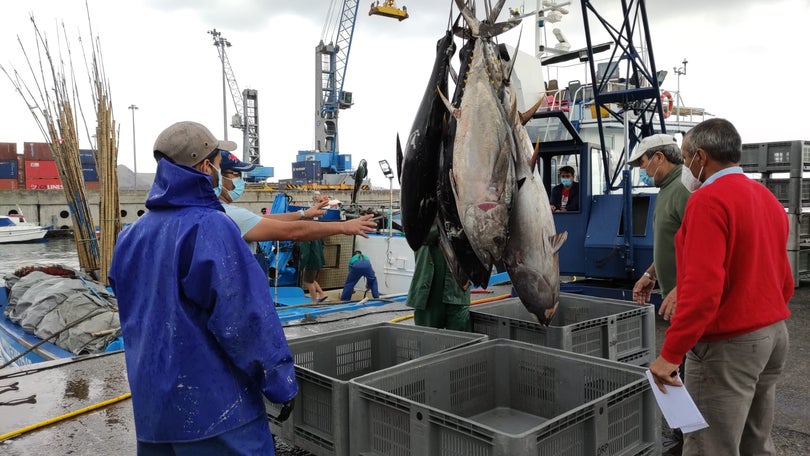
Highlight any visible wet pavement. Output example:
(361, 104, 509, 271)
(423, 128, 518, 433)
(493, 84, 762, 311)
(1, 283, 807, 455)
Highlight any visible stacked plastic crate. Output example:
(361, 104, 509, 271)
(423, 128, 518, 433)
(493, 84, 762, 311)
(266, 323, 487, 456)
(349, 339, 660, 456)
(469, 294, 655, 366)
(741, 140, 810, 284)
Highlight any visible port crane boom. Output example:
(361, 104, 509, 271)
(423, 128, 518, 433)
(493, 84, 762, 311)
(208, 29, 260, 165)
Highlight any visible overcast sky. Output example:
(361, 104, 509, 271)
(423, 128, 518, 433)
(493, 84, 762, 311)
(0, 0, 806, 188)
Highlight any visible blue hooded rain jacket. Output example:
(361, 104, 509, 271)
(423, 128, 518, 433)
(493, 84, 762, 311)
(109, 159, 297, 443)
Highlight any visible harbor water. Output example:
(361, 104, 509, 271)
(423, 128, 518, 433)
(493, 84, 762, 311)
(0, 238, 79, 285)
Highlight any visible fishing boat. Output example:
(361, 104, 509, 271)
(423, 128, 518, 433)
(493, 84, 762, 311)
(0, 215, 48, 244)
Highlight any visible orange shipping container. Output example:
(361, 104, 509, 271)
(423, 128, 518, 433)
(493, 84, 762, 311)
(85, 181, 100, 191)
(0, 178, 17, 190)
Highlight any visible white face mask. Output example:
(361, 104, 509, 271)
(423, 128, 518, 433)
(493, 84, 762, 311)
(680, 154, 703, 193)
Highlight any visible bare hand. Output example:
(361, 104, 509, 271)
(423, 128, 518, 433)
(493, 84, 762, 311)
(343, 214, 378, 238)
(304, 200, 329, 219)
(659, 287, 677, 321)
(648, 355, 683, 393)
(632, 275, 655, 305)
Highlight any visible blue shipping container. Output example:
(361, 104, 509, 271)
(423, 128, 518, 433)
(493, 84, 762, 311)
(337, 154, 352, 172)
(79, 149, 96, 165)
(82, 165, 99, 182)
(0, 160, 18, 179)
(292, 160, 322, 181)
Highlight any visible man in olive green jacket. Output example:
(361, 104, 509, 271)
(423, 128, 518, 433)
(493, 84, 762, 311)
(406, 225, 471, 331)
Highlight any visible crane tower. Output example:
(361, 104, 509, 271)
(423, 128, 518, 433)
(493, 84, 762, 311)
(208, 29, 260, 165)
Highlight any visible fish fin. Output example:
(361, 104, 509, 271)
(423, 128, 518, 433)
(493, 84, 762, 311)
(449, 169, 461, 205)
(437, 86, 459, 118)
(479, 19, 521, 38)
(521, 95, 546, 125)
(505, 25, 523, 82)
(488, 0, 508, 24)
(549, 231, 568, 254)
(396, 134, 404, 184)
(530, 137, 541, 174)
(454, 0, 480, 37)
(449, 62, 459, 85)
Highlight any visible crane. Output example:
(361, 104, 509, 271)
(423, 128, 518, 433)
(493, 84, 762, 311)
(298, 0, 407, 180)
(208, 29, 260, 165)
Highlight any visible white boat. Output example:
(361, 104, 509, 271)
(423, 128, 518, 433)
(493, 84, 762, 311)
(0, 215, 48, 243)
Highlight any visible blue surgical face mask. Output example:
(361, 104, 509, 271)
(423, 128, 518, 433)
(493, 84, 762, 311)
(561, 178, 572, 187)
(639, 169, 655, 186)
(227, 177, 245, 201)
(209, 163, 222, 197)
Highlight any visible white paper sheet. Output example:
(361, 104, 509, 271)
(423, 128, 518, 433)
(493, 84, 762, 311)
(645, 370, 709, 433)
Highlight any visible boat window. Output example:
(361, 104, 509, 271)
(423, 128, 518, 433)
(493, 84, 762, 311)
(59, 210, 69, 219)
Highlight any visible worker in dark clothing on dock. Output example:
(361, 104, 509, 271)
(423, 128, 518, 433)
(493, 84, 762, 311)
(406, 224, 471, 331)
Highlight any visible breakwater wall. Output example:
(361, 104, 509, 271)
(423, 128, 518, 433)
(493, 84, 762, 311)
(0, 188, 401, 229)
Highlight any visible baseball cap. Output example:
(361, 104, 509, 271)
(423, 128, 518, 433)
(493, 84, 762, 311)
(628, 134, 678, 166)
(153, 121, 237, 167)
(220, 150, 256, 172)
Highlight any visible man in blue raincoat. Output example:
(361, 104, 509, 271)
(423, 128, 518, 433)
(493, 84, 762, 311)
(109, 121, 297, 455)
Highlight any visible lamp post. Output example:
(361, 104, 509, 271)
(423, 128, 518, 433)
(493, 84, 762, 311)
(208, 29, 231, 140)
(128, 104, 138, 189)
(378, 160, 394, 238)
(673, 58, 688, 119)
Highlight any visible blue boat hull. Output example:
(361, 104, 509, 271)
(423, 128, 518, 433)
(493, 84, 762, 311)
(0, 286, 74, 368)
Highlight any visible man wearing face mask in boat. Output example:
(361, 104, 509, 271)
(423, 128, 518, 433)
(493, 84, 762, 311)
(215, 151, 378, 278)
(549, 165, 580, 212)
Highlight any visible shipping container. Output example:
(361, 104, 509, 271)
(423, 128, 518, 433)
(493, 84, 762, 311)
(292, 160, 322, 181)
(22, 142, 52, 161)
(85, 181, 100, 191)
(0, 178, 17, 190)
(26, 178, 63, 190)
(0, 160, 18, 179)
(82, 166, 99, 182)
(25, 160, 59, 180)
(79, 148, 96, 165)
(0, 142, 17, 160)
(16, 155, 25, 187)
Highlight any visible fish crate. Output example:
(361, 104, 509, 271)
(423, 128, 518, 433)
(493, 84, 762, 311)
(740, 140, 810, 173)
(266, 323, 487, 456)
(469, 294, 654, 365)
(349, 339, 660, 456)
(763, 178, 810, 207)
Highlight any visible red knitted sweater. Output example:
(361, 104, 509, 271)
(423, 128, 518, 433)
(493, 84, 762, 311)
(661, 173, 793, 363)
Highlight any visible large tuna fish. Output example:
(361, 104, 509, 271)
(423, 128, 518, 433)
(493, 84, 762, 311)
(447, 23, 516, 269)
(435, 37, 492, 289)
(502, 85, 567, 324)
(399, 31, 456, 251)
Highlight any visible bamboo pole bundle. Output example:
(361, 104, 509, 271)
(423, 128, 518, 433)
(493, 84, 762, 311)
(0, 14, 100, 277)
(81, 5, 120, 284)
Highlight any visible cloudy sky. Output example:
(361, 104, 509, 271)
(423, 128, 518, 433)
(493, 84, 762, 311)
(0, 0, 805, 187)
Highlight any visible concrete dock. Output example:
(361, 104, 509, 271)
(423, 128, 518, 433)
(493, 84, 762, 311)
(1, 284, 808, 455)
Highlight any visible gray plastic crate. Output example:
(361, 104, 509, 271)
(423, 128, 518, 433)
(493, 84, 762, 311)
(763, 179, 810, 207)
(740, 140, 810, 172)
(350, 339, 660, 456)
(469, 294, 654, 365)
(266, 322, 487, 456)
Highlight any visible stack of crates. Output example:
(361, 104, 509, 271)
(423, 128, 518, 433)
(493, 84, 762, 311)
(349, 339, 660, 456)
(266, 323, 487, 456)
(741, 140, 810, 283)
(469, 294, 655, 365)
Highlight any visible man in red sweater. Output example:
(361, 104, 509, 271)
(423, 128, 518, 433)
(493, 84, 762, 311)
(649, 118, 792, 455)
